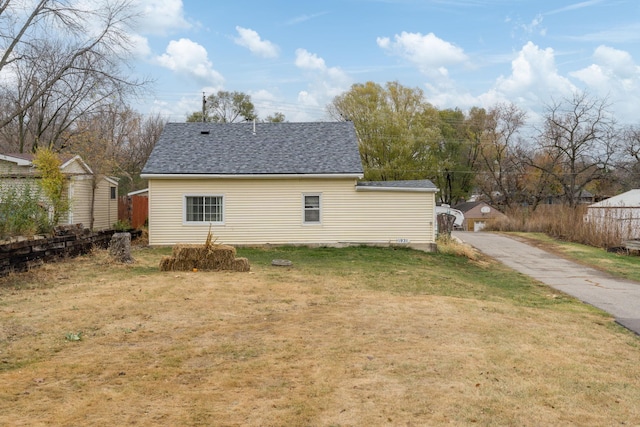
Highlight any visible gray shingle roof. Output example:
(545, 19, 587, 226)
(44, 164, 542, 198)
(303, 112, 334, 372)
(452, 201, 483, 212)
(142, 121, 364, 176)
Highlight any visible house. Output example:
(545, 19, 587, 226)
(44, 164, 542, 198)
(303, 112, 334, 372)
(585, 189, 640, 240)
(453, 201, 507, 231)
(544, 188, 596, 205)
(141, 122, 438, 250)
(0, 153, 118, 230)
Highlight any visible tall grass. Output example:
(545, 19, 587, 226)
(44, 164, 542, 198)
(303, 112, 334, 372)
(487, 204, 629, 249)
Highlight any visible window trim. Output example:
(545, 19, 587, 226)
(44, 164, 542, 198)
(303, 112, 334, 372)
(302, 193, 322, 225)
(183, 194, 225, 225)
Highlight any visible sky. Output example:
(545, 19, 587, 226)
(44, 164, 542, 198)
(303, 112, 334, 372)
(128, 0, 640, 126)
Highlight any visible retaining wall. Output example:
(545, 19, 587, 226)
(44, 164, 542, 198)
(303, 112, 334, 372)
(0, 226, 115, 277)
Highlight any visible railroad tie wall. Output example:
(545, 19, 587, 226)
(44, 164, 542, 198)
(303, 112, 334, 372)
(0, 228, 115, 277)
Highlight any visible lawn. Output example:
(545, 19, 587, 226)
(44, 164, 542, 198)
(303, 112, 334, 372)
(1, 242, 640, 426)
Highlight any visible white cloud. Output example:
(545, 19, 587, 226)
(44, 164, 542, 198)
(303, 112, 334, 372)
(376, 31, 468, 78)
(295, 49, 327, 71)
(592, 45, 639, 79)
(570, 45, 640, 123)
(72, 0, 190, 60)
(293, 49, 352, 120)
(423, 42, 579, 124)
(127, 32, 152, 58)
(494, 42, 576, 98)
(571, 45, 640, 89)
(133, 0, 191, 36)
(250, 89, 285, 119)
(251, 89, 278, 102)
(234, 27, 279, 59)
(286, 12, 329, 26)
(546, 0, 604, 15)
(521, 14, 546, 36)
(294, 49, 351, 96)
(568, 23, 640, 44)
(156, 38, 224, 86)
(570, 64, 609, 88)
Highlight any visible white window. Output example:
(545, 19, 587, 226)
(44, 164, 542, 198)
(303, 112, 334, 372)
(303, 194, 321, 224)
(185, 195, 224, 223)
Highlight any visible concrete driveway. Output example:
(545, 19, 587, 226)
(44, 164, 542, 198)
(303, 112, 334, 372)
(453, 231, 640, 335)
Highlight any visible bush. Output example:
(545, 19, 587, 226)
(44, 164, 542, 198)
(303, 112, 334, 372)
(112, 219, 131, 231)
(32, 147, 69, 225)
(0, 181, 52, 239)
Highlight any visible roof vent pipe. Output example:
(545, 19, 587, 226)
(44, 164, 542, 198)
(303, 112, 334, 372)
(252, 119, 256, 135)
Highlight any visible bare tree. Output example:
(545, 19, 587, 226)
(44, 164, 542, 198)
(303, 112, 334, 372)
(469, 103, 528, 209)
(65, 103, 165, 227)
(615, 125, 640, 190)
(68, 104, 164, 192)
(0, 0, 147, 153)
(116, 111, 166, 195)
(531, 92, 618, 207)
(622, 126, 640, 162)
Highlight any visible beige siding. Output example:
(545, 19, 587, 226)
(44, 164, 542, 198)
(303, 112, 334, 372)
(0, 177, 39, 193)
(92, 178, 117, 230)
(65, 176, 117, 229)
(61, 158, 89, 175)
(67, 176, 93, 227)
(148, 178, 435, 247)
(0, 160, 35, 176)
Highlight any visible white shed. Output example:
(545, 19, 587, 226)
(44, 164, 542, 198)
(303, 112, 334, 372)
(585, 189, 640, 240)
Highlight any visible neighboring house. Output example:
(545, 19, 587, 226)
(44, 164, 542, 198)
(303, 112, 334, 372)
(141, 122, 438, 250)
(0, 153, 118, 230)
(585, 189, 640, 240)
(544, 188, 596, 205)
(453, 201, 507, 232)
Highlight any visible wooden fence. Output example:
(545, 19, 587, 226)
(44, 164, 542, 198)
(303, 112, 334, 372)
(118, 195, 148, 229)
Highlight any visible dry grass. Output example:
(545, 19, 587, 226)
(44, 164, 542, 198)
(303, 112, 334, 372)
(488, 204, 630, 248)
(1, 246, 640, 426)
(437, 235, 480, 261)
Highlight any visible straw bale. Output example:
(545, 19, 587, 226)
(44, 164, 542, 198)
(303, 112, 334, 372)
(160, 242, 248, 272)
(172, 259, 195, 271)
(173, 245, 206, 262)
(210, 245, 235, 263)
(207, 244, 236, 259)
(197, 257, 218, 271)
(216, 244, 237, 255)
(159, 256, 175, 271)
(232, 257, 250, 272)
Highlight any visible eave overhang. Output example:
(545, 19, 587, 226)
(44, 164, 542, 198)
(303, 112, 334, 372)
(141, 173, 364, 180)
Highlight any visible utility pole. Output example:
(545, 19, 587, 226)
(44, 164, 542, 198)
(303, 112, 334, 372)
(202, 92, 207, 123)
